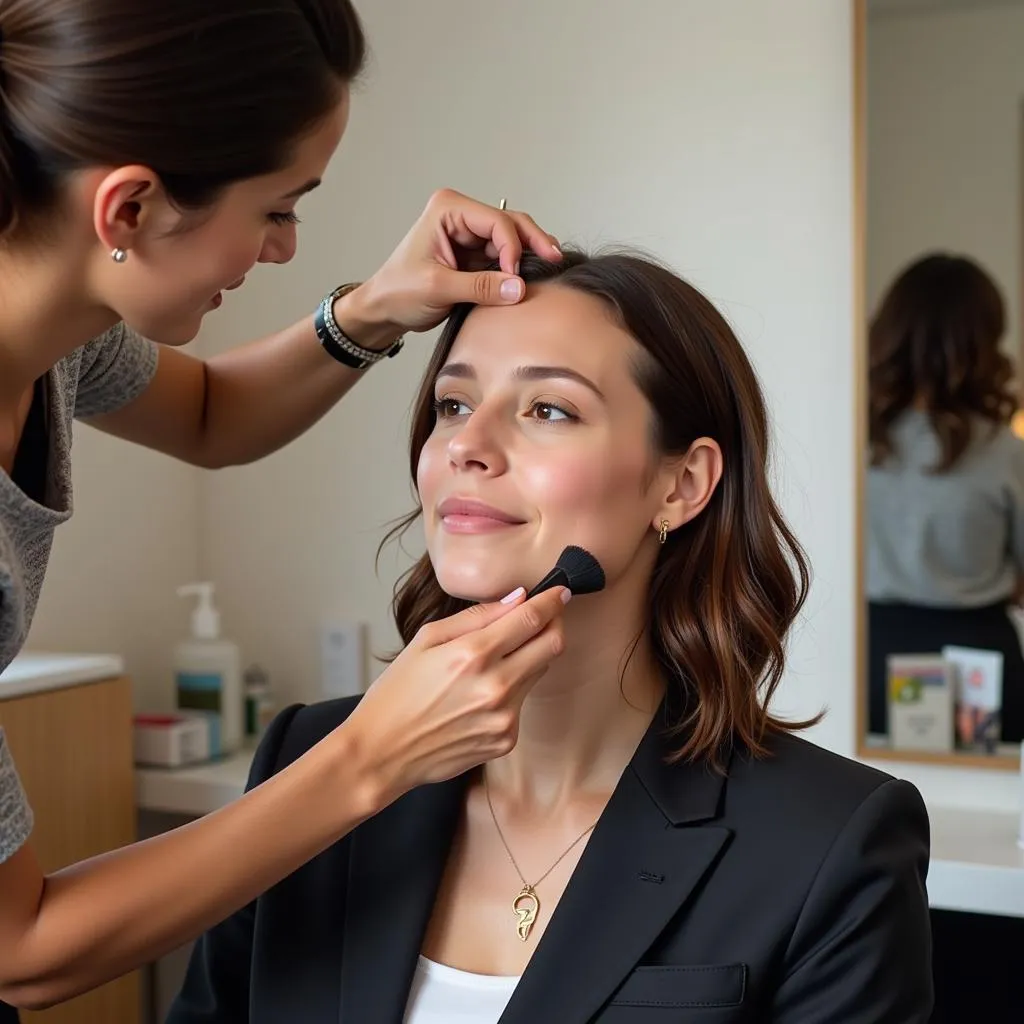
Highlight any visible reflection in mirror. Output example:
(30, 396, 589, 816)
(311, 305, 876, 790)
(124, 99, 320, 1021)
(862, 0, 1024, 767)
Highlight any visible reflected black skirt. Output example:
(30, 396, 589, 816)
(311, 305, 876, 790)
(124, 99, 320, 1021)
(868, 600, 1024, 744)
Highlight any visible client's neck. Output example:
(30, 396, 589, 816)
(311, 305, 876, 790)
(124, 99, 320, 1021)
(485, 586, 663, 812)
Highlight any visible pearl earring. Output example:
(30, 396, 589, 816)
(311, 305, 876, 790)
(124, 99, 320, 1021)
(111, 248, 128, 264)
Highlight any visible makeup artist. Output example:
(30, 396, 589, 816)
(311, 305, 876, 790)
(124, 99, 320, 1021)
(0, 0, 568, 1014)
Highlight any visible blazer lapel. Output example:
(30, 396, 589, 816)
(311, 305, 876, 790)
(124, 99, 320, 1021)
(499, 713, 734, 1024)
(339, 774, 469, 1024)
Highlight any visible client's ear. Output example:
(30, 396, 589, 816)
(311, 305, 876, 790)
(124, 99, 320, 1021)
(655, 437, 723, 532)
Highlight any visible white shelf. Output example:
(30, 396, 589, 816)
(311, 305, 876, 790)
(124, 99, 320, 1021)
(926, 806, 1024, 918)
(135, 746, 255, 817)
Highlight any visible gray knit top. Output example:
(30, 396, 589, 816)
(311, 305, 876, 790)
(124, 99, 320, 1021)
(867, 410, 1024, 607)
(0, 325, 157, 863)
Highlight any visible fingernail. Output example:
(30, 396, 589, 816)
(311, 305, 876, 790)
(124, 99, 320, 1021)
(559, 587, 572, 604)
(501, 586, 525, 604)
(500, 278, 523, 302)
(551, 242, 562, 257)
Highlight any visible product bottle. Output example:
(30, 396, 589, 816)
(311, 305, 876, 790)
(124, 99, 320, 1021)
(243, 663, 276, 740)
(174, 582, 242, 758)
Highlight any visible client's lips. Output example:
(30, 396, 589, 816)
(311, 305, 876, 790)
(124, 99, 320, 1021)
(437, 498, 525, 526)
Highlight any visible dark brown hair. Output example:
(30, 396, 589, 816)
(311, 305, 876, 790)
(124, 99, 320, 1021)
(0, 0, 366, 237)
(382, 250, 817, 768)
(869, 253, 1016, 472)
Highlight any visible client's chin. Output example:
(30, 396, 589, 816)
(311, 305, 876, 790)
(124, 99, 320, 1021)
(443, 586, 508, 605)
(434, 567, 522, 606)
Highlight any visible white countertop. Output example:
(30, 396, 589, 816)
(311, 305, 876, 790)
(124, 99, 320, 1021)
(135, 747, 1024, 919)
(0, 651, 125, 699)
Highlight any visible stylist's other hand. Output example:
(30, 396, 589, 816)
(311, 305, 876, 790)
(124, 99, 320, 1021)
(347, 586, 569, 806)
(342, 189, 563, 339)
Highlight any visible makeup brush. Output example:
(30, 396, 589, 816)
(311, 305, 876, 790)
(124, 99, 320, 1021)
(526, 545, 606, 599)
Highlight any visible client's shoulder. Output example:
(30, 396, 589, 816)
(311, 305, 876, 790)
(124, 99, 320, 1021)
(724, 729, 925, 840)
(285, 695, 363, 745)
(746, 728, 893, 792)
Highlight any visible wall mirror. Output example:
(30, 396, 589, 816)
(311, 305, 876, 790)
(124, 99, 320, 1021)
(856, 0, 1024, 770)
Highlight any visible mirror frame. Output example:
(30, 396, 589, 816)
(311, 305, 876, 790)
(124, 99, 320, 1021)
(852, 0, 1019, 771)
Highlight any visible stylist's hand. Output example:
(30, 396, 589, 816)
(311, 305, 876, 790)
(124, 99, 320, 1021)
(342, 189, 563, 339)
(347, 586, 569, 806)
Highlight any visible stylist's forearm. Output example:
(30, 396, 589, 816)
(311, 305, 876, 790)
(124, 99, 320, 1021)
(0, 724, 379, 1009)
(197, 284, 399, 468)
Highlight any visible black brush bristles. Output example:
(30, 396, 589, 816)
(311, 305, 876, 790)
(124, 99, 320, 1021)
(526, 545, 606, 599)
(556, 545, 605, 595)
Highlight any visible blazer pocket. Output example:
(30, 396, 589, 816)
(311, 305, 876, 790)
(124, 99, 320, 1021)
(608, 964, 747, 1009)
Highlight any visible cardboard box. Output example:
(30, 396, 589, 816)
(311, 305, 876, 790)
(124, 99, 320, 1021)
(133, 713, 211, 767)
(888, 654, 954, 753)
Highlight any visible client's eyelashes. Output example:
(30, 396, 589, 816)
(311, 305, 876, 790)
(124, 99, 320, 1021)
(432, 396, 579, 424)
(433, 397, 471, 419)
(528, 401, 577, 423)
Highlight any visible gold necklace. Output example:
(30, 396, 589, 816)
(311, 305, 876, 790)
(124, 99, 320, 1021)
(483, 773, 598, 942)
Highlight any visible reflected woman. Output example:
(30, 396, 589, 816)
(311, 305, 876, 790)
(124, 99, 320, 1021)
(867, 252, 1024, 743)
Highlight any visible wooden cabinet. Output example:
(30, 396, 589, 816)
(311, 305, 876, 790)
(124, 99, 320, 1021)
(0, 676, 140, 1024)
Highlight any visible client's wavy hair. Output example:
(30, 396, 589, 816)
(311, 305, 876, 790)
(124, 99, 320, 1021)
(869, 253, 1016, 472)
(381, 249, 816, 768)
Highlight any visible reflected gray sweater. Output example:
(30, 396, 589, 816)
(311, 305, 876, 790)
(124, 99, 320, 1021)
(0, 325, 157, 863)
(866, 410, 1024, 607)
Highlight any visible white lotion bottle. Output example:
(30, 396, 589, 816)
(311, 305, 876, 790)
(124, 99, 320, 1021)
(174, 582, 243, 758)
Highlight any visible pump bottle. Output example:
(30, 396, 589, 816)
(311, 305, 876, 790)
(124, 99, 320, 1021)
(174, 582, 242, 757)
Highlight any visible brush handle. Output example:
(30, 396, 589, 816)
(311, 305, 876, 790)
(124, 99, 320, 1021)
(526, 567, 569, 600)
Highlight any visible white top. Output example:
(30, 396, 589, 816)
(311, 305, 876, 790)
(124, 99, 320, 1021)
(403, 956, 520, 1024)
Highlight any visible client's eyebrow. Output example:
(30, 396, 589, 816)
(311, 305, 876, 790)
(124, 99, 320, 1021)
(280, 178, 322, 200)
(436, 362, 605, 401)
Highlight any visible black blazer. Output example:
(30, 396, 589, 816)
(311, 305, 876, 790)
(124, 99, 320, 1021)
(167, 698, 932, 1023)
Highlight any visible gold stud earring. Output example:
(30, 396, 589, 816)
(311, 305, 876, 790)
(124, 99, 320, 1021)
(111, 248, 128, 264)
(658, 519, 670, 545)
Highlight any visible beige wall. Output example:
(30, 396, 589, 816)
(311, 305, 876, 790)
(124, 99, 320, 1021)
(27, 422, 201, 712)
(867, 0, 1024, 347)
(199, 0, 860, 749)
